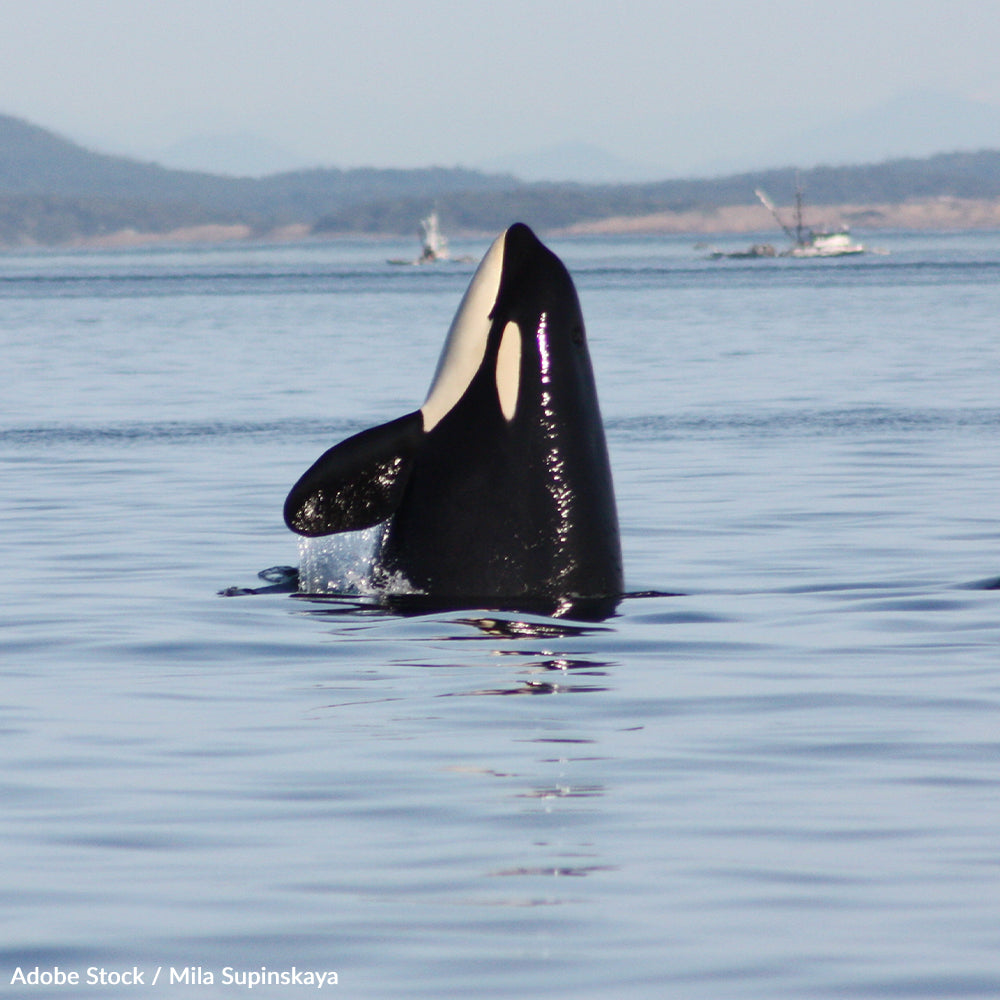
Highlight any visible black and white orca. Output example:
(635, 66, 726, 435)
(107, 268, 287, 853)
(284, 223, 623, 613)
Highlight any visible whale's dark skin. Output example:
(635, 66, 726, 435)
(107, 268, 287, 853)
(284, 223, 623, 611)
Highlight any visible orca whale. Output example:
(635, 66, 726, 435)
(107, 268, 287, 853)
(284, 222, 623, 613)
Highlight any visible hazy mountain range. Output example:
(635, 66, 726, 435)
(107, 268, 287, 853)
(136, 91, 1000, 183)
(5, 108, 1000, 246)
(484, 91, 1000, 183)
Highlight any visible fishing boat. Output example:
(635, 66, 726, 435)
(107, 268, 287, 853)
(416, 211, 448, 262)
(755, 186, 866, 257)
(388, 211, 472, 265)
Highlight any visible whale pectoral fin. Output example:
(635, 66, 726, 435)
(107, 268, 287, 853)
(284, 411, 425, 536)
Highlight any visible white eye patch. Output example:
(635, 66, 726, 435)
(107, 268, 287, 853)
(495, 321, 521, 421)
(420, 231, 506, 432)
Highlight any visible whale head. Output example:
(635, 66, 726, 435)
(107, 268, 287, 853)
(284, 223, 622, 612)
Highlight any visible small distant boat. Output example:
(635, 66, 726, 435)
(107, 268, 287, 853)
(416, 210, 448, 263)
(388, 211, 472, 266)
(755, 185, 866, 257)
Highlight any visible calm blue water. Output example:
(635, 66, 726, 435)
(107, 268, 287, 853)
(2, 230, 999, 998)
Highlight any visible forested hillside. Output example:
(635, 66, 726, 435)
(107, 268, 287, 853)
(4, 113, 1000, 245)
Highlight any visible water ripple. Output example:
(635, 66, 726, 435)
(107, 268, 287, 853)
(4, 405, 998, 449)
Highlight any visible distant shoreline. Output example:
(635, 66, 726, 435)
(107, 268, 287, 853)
(61, 222, 313, 250)
(10, 196, 1000, 251)
(8, 115, 1000, 250)
(556, 196, 1000, 236)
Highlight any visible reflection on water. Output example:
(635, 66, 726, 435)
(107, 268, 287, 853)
(452, 616, 612, 640)
(287, 594, 618, 697)
(441, 658, 612, 697)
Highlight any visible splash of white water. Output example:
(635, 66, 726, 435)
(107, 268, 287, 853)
(296, 525, 420, 596)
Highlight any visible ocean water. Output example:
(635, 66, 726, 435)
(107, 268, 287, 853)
(2, 229, 999, 998)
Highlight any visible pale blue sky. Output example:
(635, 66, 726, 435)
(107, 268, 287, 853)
(3, 0, 1000, 177)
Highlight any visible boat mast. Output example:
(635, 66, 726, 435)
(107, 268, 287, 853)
(754, 188, 797, 243)
(793, 173, 806, 247)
